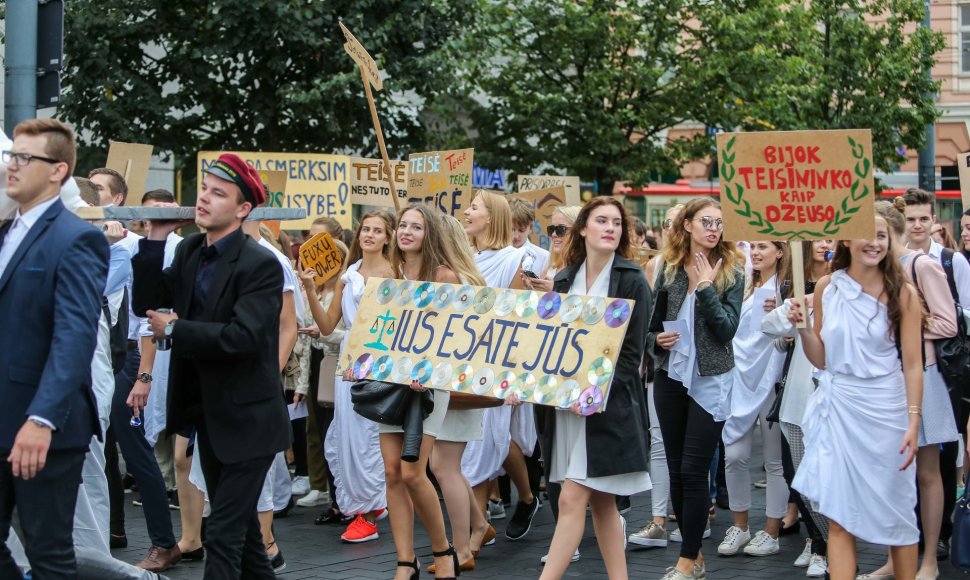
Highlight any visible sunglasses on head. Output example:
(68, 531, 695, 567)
(547, 224, 569, 237)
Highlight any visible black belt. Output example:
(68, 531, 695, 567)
(127, 340, 138, 350)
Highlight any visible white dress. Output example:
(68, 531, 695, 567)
(548, 255, 651, 495)
(792, 270, 918, 545)
(722, 275, 785, 444)
(325, 261, 387, 515)
(461, 246, 524, 485)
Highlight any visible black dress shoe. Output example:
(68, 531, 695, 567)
(181, 546, 205, 561)
(274, 497, 295, 519)
(938, 538, 950, 560)
(779, 519, 801, 536)
(315, 508, 350, 525)
(110, 533, 128, 549)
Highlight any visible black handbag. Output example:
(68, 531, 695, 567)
(765, 343, 795, 425)
(350, 381, 432, 426)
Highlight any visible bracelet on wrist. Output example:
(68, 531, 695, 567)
(696, 279, 713, 290)
(907, 405, 922, 416)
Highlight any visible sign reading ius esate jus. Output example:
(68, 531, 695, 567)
(716, 129, 876, 241)
(343, 278, 634, 413)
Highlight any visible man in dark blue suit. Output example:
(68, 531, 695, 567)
(0, 119, 109, 579)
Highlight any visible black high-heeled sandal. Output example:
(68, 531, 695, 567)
(431, 545, 460, 579)
(397, 556, 420, 580)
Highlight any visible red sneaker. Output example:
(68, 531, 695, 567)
(375, 508, 388, 521)
(341, 514, 379, 543)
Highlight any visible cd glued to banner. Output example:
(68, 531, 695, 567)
(604, 299, 631, 328)
(560, 294, 584, 323)
(452, 364, 474, 391)
(434, 284, 455, 309)
(587, 357, 614, 387)
(472, 367, 495, 395)
(579, 385, 604, 415)
(392, 357, 413, 384)
(432, 362, 453, 389)
(495, 371, 517, 398)
(535, 376, 558, 404)
(474, 288, 497, 314)
(556, 379, 581, 409)
(494, 290, 517, 316)
(353, 353, 374, 379)
(413, 282, 435, 308)
(453, 285, 476, 312)
(376, 279, 397, 305)
(373, 355, 393, 381)
(395, 281, 414, 306)
(582, 297, 606, 325)
(515, 291, 539, 317)
(412, 360, 433, 384)
(514, 373, 537, 399)
(537, 292, 561, 319)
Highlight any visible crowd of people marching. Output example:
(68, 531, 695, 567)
(4, 118, 970, 580)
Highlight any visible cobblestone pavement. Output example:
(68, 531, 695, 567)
(114, 480, 967, 579)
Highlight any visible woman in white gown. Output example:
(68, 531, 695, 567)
(300, 210, 396, 544)
(534, 197, 651, 580)
(460, 190, 540, 540)
(719, 242, 790, 557)
(789, 214, 923, 580)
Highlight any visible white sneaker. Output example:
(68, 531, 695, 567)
(717, 526, 751, 556)
(488, 499, 506, 520)
(806, 554, 827, 577)
(670, 519, 711, 542)
(290, 476, 310, 496)
(539, 549, 581, 564)
(794, 538, 812, 567)
(629, 522, 668, 548)
(743, 530, 780, 556)
(295, 489, 330, 507)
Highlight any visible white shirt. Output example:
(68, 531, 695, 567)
(0, 196, 59, 279)
(258, 237, 304, 320)
(927, 240, 970, 321)
(520, 241, 550, 278)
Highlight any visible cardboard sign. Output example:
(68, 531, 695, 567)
(634, 248, 660, 271)
(716, 130, 876, 241)
(512, 185, 567, 250)
(350, 157, 409, 208)
(518, 175, 581, 207)
(339, 21, 382, 91)
(299, 232, 343, 285)
(106, 141, 153, 200)
(198, 151, 350, 229)
(407, 148, 474, 217)
(342, 278, 634, 412)
(257, 170, 288, 237)
(958, 152, 970, 213)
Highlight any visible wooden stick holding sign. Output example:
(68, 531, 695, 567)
(716, 129, 877, 328)
(339, 21, 401, 214)
(299, 231, 343, 285)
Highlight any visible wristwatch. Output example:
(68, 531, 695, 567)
(138, 372, 153, 383)
(164, 320, 176, 338)
(28, 417, 52, 430)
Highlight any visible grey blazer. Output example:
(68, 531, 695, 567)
(646, 266, 744, 376)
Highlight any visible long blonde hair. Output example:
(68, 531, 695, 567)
(440, 215, 487, 286)
(391, 204, 452, 283)
(746, 241, 792, 300)
(468, 190, 512, 251)
(662, 198, 744, 292)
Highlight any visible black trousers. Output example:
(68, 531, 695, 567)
(654, 370, 724, 560)
(104, 347, 175, 547)
(198, 423, 275, 580)
(308, 347, 338, 512)
(780, 430, 827, 556)
(0, 448, 86, 579)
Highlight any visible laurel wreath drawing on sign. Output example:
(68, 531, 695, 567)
(720, 136, 870, 240)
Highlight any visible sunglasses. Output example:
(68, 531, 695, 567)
(547, 224, 569, 237)
(693, 216, 723, 231)
(661, 219, 673, 230)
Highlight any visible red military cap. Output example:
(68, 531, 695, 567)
(203, 153, 266, 207)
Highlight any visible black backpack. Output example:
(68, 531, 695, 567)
(917, 249, 970, 388)
(101, 289, 129, 375)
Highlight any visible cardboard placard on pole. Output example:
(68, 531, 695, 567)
(338, 21, 382, 92)
(342, 278, 634, 412)
(958, 151, 970, 213)
(106, 141, 153, 199)
(299, 232, 343, 285)
(716, 129, 876, 243)
(407, 148, 474, 216)
(789, 242, 807, 328)
(518, 175, 581, 207)
(511, 185, 567, 250)
(350, 157, 408, 208)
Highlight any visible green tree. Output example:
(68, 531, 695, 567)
(57, 0, 473, 187)
(437, 0, 943, 193)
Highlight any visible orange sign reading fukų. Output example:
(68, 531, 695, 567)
(299, 232, 343, 285)
(716, 129, 875, 241)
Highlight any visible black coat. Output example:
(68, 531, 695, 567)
(131, 231, 291, 464)
(535, 254, 652, 478)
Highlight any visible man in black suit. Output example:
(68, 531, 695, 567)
(0, 119, 108, 578)
(131, 153, 290, 579)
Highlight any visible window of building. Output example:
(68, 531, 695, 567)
(962, 5, 970, 73)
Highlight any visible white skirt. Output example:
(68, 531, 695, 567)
(919, 365, 959, 447)
(793, 371, 918, 546)
(461, 405, 512, 486)
(549, 411, 651, 496)
(437, 407, 484, 443)
(327, 376, 386, 515)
